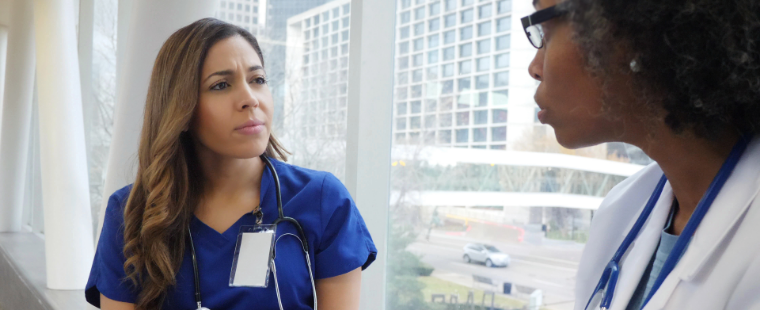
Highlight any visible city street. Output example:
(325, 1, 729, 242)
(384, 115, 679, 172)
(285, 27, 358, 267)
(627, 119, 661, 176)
(408, 230, 584, 310)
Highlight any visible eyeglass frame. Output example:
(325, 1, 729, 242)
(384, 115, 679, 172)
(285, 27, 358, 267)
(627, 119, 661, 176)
(520, 3, 569, 49)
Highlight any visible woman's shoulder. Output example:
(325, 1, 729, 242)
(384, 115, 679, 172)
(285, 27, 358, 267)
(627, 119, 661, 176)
(272, 160, 345, 192)
(103, 184, 134, 224)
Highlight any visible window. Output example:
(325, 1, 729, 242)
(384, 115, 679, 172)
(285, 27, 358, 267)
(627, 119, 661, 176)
(333, 20, 340, 32)
(397, 102, 408, 115)
(461, 8, 473, 23)
(442, 63, 454, 76)
(477, 39, 490, 54)
(441, 80, 454, 94)
(414, 38, 424, 51)
(332, 33, 339, 45)
(400, 26, 410, 39)
(494, 71, 509, 87)
(496, 16, 511, 32)
(400, 42, 410, 54)
(314, 14, 320, 24)
(459, 60, 472, 74)
(333, 7, 340, 18)
(478, 4, 492, 19)
(476, 91, 488, 107)
(492, 108, 507, 123)
(401, 0, 411, 9)
(444, 13, 456, 28)
(341, 44, 349, 55)
(456, 129, 469, 143)
(343, 3, 350, 14)
(476, 74, 489, 89)
(445, 0, 456, 11)
(443, 47, 455, 60)
(229, 2, 234, 9)
(456, 112, 470, 126)
(342, 30, 350, 41)
(495, 52, 509, 68)
(460, 26, 473, 40)
(498, 0, 512, 14)
(401, 11, 411, 24)
(343, 17, 350, 28)
(411, 85, 422, 97)
(495, 34, 510, 50)
(443, 30, 455, 44)
(399, 56, 410, 69)
(425, 115, 437, 129)
(461, 0, 473, 6)
(473, 127, 487, 142)
(429, 18, 440, 32)
(478, 21, 491, 36)
(221, 1, 226, 7)
(427, 66, 438, 80)
(439, 130, 452, 143)
(477, 57, 490, 71)
(459, 43, 472, 57)
(410, 116, 421, 129)
(398, 72, 409, 85)
(492, 90, 508, 105)
(428, 50, 439, 64)
(396, 117, 407, 130)
(491, 126, 507, 141)
(458, 77, 471, 91)
(414, 22, 425, 36)
(413, 53, 424, 67)
(411, 100, 423, 114)
(429, 2, 441, 15)
(474, 110, 488, 125)
(415, 6, 426, 20)
(238, 3, 242, 10)
(413, 69, 423, 82)
(323, 11, 329, 22)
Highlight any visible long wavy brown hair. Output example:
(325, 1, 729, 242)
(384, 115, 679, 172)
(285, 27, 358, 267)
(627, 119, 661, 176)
(122, 18, 289, 310)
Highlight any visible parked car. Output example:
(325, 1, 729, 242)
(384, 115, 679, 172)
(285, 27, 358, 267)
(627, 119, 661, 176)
(462, 243, 510, 268)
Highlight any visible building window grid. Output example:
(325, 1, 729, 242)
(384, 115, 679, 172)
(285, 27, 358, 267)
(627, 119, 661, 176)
(393, 0, 513, 148)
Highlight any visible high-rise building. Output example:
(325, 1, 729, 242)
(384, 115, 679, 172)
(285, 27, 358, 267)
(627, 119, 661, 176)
(216, 0, 266, 33)
(285, 0, 542, 151)
(285, 0, 352, 140)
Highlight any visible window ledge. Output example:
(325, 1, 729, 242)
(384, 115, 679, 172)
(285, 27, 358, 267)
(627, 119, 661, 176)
(0, 232, 97, 310)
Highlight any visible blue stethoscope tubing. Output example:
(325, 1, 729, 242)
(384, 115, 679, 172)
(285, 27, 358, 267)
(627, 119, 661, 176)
(188, 154, 318, 310)
(585, 135, 752, 310)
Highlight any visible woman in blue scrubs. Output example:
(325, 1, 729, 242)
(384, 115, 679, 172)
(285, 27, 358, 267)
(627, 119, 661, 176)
(84, 18, 377, 310)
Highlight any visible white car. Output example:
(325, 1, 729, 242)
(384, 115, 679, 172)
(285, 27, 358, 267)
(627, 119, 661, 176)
(462, 243, 510, 268)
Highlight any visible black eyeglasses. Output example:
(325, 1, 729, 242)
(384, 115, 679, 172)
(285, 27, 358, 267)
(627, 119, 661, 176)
(520, 3, 568, 49)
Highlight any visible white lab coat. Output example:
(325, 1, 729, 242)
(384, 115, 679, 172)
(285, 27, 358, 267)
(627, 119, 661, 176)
(575, 137, 760, 310)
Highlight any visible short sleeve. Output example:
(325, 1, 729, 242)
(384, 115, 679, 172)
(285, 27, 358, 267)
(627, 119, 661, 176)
(315, 174, 378, 279)
(85, 186, 139, 307)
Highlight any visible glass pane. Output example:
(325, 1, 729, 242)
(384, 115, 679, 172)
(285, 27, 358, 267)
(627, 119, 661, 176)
(386, 0, 653, 309)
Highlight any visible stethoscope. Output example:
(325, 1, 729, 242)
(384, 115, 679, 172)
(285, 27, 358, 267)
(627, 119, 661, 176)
(585, 135, 752, 310)
(187, 155, 318, 310)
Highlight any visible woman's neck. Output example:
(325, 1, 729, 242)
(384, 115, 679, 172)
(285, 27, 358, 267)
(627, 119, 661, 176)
(631, 127, 739, 235)
(195, 144, 265, 213)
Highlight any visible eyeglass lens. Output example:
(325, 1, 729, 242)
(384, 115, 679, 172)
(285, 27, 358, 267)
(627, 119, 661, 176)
(526, 24, 544, 48)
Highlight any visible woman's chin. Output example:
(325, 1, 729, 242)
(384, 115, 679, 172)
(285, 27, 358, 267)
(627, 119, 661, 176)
(554, 128, 606, 150)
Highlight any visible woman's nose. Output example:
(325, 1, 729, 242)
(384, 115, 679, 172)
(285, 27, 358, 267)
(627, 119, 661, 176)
(237, 83, 260, 111)
(528, 47, 545, 82)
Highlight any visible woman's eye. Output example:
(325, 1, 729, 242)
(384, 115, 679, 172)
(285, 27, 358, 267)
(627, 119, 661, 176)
(253, 77, 267, 85)
(210, 81, 229, 90)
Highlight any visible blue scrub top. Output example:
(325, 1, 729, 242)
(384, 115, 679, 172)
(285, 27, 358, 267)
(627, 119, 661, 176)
(85, 159, 377, 309)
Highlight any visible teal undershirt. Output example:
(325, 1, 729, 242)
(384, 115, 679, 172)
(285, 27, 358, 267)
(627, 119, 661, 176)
(626, 201, 690, 310)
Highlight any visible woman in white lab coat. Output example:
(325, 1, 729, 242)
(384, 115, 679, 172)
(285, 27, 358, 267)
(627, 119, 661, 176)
(520, 0, 760, 309)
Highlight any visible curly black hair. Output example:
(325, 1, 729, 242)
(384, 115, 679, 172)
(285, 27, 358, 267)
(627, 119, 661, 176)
(566, 0, 760, 140)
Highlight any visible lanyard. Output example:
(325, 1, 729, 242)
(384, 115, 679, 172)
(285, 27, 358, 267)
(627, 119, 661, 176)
(586, 135, 751, 310)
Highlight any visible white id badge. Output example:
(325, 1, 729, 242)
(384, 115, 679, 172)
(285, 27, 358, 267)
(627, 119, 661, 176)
(229, 224, 276, 287)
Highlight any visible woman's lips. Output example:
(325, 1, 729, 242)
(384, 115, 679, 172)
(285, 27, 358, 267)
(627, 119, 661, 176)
(235, 119, 266, 135)
(236, 124, 265, 135)
(537, 109, 547, 124)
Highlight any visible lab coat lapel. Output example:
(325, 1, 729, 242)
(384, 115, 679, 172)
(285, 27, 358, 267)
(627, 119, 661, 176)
(644, 138, 760, 310)
(608, 184, 674, 310)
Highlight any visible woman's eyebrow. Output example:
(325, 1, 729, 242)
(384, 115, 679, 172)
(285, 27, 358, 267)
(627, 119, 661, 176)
(203, 65, 264, 83)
